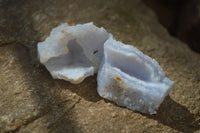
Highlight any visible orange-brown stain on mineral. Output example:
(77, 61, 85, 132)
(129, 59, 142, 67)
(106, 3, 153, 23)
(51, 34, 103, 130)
(116, 76, 122, 82)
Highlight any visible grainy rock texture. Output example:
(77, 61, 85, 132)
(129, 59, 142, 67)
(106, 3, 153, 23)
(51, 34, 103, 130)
(142, 0, 183, 33)
(0, 0, 200, 133)
(142, 0, 200, 53)
(176, 0, 200, 53)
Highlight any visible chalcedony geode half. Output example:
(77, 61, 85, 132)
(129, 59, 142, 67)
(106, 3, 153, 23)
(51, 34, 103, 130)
(97, 36, 174, 114)
(37, 23, 109, 84)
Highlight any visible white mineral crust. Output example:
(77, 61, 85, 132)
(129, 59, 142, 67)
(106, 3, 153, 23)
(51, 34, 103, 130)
(37, 22, 109, 84)
(97, 36, 174, 114)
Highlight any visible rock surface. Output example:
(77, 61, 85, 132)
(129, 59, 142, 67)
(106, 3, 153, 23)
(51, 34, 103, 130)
(176, 0, 200, 53)
(142, 0, 200, 53)
(0, 0, 200, 133)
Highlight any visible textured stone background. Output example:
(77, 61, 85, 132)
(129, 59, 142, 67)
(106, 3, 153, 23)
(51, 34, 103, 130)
(0, 0, 200, 132)
(143, 0, 200, 53)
